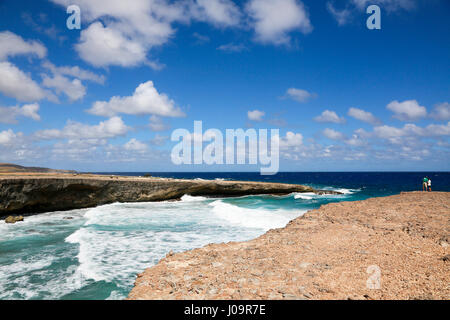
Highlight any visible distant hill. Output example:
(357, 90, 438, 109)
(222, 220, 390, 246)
(0, 163, 76, 174)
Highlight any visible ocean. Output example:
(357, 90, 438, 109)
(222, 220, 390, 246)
(0, 172, 448, 300)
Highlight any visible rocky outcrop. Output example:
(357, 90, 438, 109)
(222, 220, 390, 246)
(128, 192, 450, 300)
(0, 163, 75, 174)
(4, 215, 24, 223)
(0, 174, 332, 218)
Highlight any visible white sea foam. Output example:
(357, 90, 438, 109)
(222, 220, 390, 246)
(324, 187, 361, 195)
(209, 200, 303, 231)
(180, 194, 208, 202)
(2, 193, 306, 300)
(293, 192, 317, 200)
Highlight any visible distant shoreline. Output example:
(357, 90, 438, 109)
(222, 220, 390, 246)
(0, 172, 338, 218)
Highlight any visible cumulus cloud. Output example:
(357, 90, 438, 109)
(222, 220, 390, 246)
(386, 99, 427, 121)
(348, 107, 381, 125)
(373, 122, 450, 140)
(149, 115, 171, 131)
(42, 61, 105, 84)
(124, 138, 148, 152)
(50, 0, 243, 68)
(190, 0, 242, 27)
(279, 131, 303, 148)
(0, 103, 40, 124)
(248, 110, 265, 122)
(285, 88, 316, 103)
(246, 0, 312, 45)
(323, 128, 345, 140)
(0, 129, 22, 145)
(35, 116, 130, 140)
(0, 61, 48, 102)
(430, 102, 450, 121)
(314, 110, 346, 124)
(88, 81, 185, 118)
(75, 22, 149, 68)
(0, 31, 47, 60)
(42, 74, 86, 102)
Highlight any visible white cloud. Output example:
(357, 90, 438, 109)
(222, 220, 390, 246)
(0, 103, 40, 124)
(217, 43, 247, 52)
(286, 88, 316, 103)
(279, 131, 303, 148)
(426, 122, 450, 136)
(326, 2, 352, 26)
(35, 117, 130, 140)
(374, 122, 450, 140)
(42, 61, 105, 84)
(246, 0, 312, 45)
(248, 110, 265, 122)
(352, 0, 416, 12)
(75, 22, 149, 68)
(42, 74, 86, 102)
(0, 31, 47, 60)
(430, 102, 450, 121)
(191, 0, 241, 27)
(323, 128, 345, 140)
(52, 0, 215, 69)
(149, 115, 170, 131)
(0, 61, 48, 102)
(386, 99, 427, 121)
(0, 129, 22, 145)
(124, 138, 148, 152)
(88, 81, 185, 118)
(314, 110, 346, 124)
(150, 134, 169, 146)
(346, 131, 368, 146)
(348, 107, 381, 125)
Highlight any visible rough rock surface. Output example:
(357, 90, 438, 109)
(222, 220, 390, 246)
(0, 173, 328, 218)
(4, 215, 24, 224)
(128, 192, 450, 300)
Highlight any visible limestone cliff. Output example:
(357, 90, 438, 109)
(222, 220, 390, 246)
(0, 174, 329, 217)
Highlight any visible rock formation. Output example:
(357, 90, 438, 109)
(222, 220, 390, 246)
(128, 192, 450, 300)
(0, 174, 333, 218)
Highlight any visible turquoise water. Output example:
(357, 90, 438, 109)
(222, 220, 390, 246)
(0, 191, 358, 300)
(1, 171, 448, 300)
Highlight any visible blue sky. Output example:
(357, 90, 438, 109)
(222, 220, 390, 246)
(0, 0, 449, 172)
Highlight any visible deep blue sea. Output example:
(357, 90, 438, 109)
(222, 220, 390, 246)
(0, 172, 448, 300)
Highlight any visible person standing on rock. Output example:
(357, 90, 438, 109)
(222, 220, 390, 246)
(423, 177, 428, 192)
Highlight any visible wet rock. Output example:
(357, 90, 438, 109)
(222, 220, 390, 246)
(4, 215, 24, 223)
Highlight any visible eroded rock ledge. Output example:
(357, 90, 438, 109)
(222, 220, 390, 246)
(128, 192, 450, 300)
(0, 173, 331, 217)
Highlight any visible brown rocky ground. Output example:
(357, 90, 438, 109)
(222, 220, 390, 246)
(128, 192, 450, 300)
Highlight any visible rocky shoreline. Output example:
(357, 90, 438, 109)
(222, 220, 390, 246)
(128, 192, 450, 300)
(0, 173, 333, 218)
